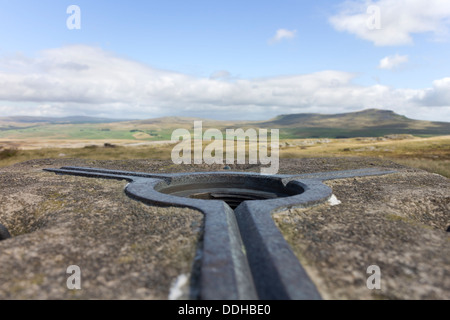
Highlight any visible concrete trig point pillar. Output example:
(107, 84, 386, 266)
(45, 166, 396, 300)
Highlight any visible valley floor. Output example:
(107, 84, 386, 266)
(0, 135, 449, 177)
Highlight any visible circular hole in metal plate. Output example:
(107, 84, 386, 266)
(155, 175, 304, 209)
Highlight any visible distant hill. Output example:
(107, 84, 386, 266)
(131, 116, 205, 125)
(0, 109, 448, 139)
(261, 109, 409, 127)
(129, 116, 249, 128)
(256, 109, 450, 138)
(0, 116, 129, 124)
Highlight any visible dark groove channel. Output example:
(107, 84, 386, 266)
(155, 175, 304, 210)
(43, 167, 396, 300)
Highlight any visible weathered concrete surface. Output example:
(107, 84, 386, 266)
(0, 159, 204, 300)
(274, 171, 450, 300)
(0, 157, 448, 299)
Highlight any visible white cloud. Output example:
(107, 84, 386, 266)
(378, 54, 409, 70)
(329, 0, 450, 46)
(209, 70, 231, 80)
(0, 45, 448, 121)
(269, 29, 297, 44)
(420, 77, 450, 106)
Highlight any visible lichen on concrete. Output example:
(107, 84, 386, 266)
(0, 157, 448, 300)
(0, 159, 204, 299)
(273, 171, 450, 300)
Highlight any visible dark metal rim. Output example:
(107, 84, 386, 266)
(0, 223, 11, 241)
(43, 166, 397, 300)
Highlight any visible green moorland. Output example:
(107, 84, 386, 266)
(0, 123, 175, 141)
(1, 109, 449, 141)
(0, 109, 448, 177)
(0, 135, 449, 178)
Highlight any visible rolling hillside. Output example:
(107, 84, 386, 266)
(257, 109, 450, 138)
(0, 109, 448, 140)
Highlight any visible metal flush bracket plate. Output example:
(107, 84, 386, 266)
(44, 166, 396, 300)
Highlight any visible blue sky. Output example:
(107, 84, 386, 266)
(0, 0, 450, 121)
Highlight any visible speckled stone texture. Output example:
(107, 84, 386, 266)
(0, 157, 448, 299)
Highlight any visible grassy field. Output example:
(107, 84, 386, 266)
(1, 110, 449, 141)
(1, 122, 447, 141)
(1, 135, 449, 178)
(279, 135, 450, 177)
(0, 123, 176, 141)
